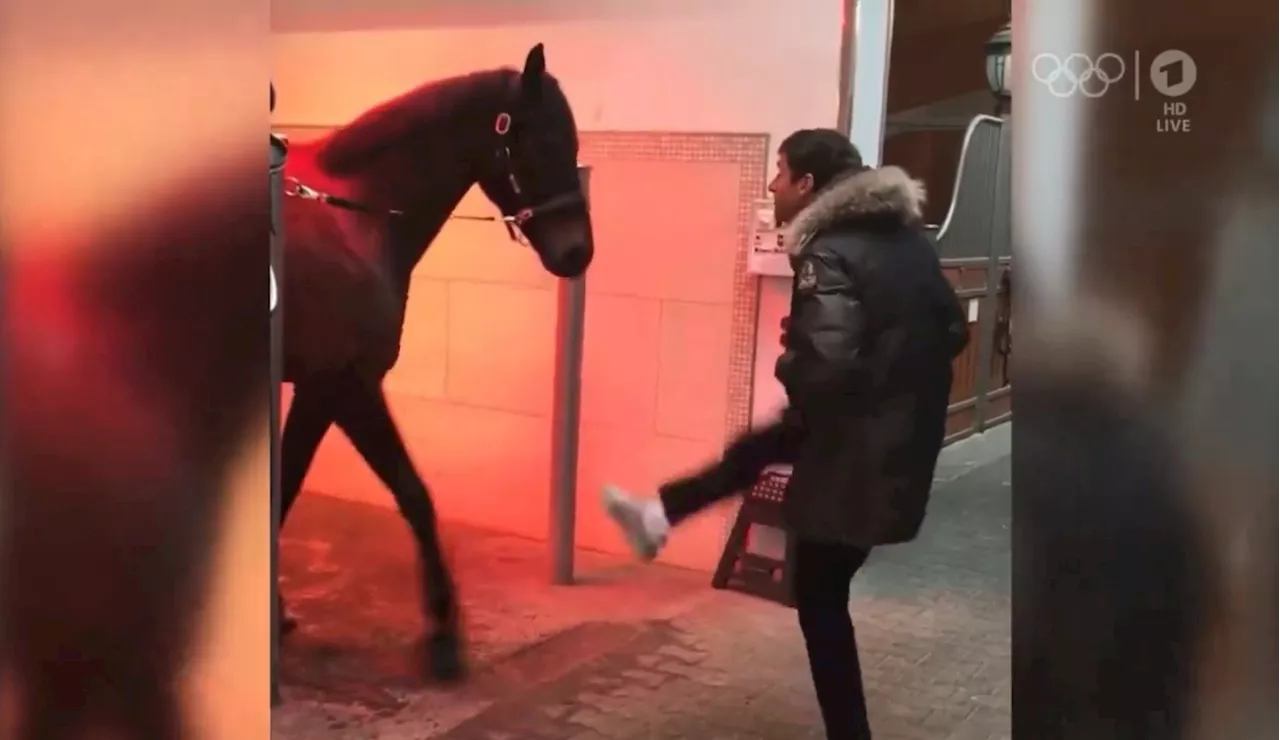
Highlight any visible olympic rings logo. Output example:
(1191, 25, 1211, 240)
(1032, 53, 1126, 98)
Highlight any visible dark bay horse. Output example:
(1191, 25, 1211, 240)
(277, 43, 593, 682)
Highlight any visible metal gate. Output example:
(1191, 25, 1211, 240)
(922, 115, 1012, 442)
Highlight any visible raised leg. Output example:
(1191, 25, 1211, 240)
(328, 372, 464, 683)
(603, 416, 803, 561)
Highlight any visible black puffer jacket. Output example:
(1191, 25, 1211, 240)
(775, 165, 968, 547)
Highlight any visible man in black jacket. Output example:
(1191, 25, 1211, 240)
(602, 129, 968, 739)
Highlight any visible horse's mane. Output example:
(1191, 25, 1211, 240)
(317, 68, 518, 175)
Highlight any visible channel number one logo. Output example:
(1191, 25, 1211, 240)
(1149, 49, 1196, 97)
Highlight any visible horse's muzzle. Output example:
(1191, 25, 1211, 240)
(543, 241, 593, 278)
(533, 211, 594, 278)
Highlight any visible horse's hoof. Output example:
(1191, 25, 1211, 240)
(278, 593, 299, 636)
(425, 631, 466, 684)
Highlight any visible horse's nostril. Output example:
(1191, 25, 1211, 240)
(573, 245, 594, 270)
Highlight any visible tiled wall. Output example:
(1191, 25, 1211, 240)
(278, 127, 767, 571)
(572, 133, 767, 569)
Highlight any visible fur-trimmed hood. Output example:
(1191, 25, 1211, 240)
(783, 166, 927, 254)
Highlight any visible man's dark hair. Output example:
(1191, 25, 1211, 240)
(779, 128, 865, 192)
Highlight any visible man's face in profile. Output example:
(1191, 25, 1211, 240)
(767, 151, 814, 227)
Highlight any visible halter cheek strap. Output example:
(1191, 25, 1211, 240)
(490, 108, 586, 227)
(492, 112, 523, 196)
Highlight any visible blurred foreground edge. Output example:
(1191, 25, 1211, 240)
(1013, 1, 1276, 739)
(1, 154, 270, 738)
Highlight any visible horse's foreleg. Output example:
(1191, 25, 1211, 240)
(278, 379, 336, 635)
(280, 380, 337, 523)
(329, 372, 464, 684)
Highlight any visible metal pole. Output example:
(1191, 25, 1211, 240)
(836, 0, 857, 133)
(843, 0, 896, 166)
(548, 165, 591, 585)
(269, 119, 285, 705)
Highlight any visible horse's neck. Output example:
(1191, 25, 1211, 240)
(326, 73, 512, 277)
(379, 139, 478, 281)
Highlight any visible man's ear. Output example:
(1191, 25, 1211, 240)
(799, 173, 815, 196)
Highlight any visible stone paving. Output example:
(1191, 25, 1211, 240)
(272, 430, 1010, 740)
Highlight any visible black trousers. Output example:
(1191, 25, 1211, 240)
(659, 418, 874, 740)
(659, 418, 801, 524)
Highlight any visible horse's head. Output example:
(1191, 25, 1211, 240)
(474, 44, 594, 278)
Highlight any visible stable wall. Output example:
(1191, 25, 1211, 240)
(273, 0, 841, 570)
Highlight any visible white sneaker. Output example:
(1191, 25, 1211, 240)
(602, 484, 670, 561)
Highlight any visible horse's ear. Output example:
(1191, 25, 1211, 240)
(520, 43, 546, 102)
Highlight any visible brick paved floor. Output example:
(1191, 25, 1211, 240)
(272, 447, 1009, 740)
